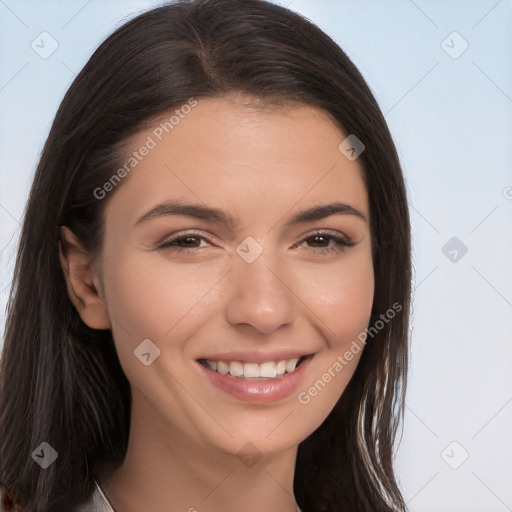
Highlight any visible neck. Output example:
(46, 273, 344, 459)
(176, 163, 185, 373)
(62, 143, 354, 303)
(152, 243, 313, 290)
(98, 389, 300, 512)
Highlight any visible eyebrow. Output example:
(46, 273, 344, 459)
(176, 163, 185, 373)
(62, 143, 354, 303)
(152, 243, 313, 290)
(134, 199, 368, 229)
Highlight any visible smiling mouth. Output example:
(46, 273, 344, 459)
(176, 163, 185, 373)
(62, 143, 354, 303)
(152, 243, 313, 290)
(197, 355, 310, 380)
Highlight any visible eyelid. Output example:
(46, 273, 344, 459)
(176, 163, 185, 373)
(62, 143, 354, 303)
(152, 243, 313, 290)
(154, 228, 355, 255)
(155, 228, 351, 244)
(154, 229, 215, 249)
(298, 228, 352, 243)
(292, 229, 354, 253)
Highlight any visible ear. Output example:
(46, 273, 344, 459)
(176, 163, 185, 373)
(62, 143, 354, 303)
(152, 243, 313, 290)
(59, 226, 111, 330)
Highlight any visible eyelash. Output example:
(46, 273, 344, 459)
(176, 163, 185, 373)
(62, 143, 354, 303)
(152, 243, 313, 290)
(155, 230, 354, 255)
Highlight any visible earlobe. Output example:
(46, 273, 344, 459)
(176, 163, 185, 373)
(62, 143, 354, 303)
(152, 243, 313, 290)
(59, 226, 111, 330)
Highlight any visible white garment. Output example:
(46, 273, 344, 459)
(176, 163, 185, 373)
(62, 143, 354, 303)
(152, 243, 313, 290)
(73, 479, 114, 512)
(74, 479, 303, 512)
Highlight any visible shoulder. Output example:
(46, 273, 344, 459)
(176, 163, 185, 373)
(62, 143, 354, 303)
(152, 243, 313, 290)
(1, 481, 113, 512)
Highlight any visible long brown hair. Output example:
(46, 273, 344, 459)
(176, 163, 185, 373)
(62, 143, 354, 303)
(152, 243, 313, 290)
(0, 1, 411, 510)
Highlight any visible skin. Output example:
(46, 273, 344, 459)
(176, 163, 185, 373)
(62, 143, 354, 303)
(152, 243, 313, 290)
(59, 95, 374, 512)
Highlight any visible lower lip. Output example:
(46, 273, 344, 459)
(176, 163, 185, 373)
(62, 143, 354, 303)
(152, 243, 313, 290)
(197, 356, 313, 404)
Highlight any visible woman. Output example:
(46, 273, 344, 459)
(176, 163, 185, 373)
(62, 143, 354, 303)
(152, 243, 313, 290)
(0, 0, 412, 511)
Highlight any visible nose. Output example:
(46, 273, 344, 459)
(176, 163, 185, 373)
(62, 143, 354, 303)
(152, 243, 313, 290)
(224, 248, 299, 335)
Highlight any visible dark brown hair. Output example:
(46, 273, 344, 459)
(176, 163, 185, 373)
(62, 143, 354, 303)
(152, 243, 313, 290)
(0, 1, 411, 510)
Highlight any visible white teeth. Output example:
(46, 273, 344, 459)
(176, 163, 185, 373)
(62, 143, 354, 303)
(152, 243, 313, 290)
(217, 361, 229, 375)
(202, 356, 305, 379)
(243, 363, 260, 378)
(229, 361, 244, 377)
(285, 358, 299, 373)
(259, 361, 277, 378)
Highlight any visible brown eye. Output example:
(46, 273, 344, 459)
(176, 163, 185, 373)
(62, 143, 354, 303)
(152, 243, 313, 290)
(171, 236, 202, 247)
(300, 232, 353, 254)
(155, 231, 212, 252)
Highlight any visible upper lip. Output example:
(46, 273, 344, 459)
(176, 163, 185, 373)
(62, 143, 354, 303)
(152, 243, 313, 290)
(197, 350, 315, 364)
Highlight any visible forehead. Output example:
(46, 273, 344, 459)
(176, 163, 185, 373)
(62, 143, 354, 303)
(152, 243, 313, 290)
(103, 96, 369, 228)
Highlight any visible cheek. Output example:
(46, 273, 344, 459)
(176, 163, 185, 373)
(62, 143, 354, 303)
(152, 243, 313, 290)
(293, 248, 373, 421)
(299, 248, 374, 346)
(101, 251, 188, 342)
(103, 242, 374, 343)
(101, 250, 225, 355)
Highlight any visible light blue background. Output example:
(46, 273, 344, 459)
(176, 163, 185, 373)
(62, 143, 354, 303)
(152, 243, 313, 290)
(1, 1, 511, 510)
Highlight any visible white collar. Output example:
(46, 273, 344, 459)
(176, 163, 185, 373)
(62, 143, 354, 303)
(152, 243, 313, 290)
(72, 478, 115, 511)
(84, 478, 302, 512)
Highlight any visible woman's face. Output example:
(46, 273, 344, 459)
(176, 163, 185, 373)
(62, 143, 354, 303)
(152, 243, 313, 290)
(92, 96, 374, 459)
